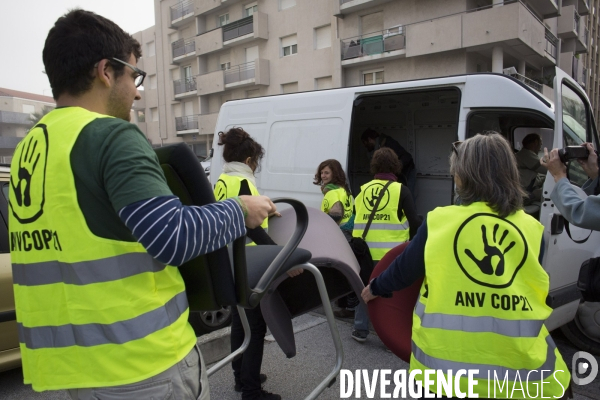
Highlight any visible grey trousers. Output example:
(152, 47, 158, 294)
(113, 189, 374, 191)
(67, 345, 209, 400)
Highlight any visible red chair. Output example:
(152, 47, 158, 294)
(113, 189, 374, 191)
(367, 242, 423, 362)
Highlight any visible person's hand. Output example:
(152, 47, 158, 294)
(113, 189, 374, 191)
(286, 268, 304, 278)
(239, 195, 276, 228)
(576, 142, 599, 180)
(362, 285, 378, 303)
(269, 211, 282, 218)
(540, 147, 567, 183)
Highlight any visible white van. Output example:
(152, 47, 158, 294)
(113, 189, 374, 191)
(211, 69, 600, 353)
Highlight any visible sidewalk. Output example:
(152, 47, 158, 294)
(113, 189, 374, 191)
(206, 312, 599, 400)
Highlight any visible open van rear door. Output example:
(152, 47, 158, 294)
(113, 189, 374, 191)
(540, 68, 600, 352)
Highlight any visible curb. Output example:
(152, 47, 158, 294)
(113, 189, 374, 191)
(197, 327, 231, 365)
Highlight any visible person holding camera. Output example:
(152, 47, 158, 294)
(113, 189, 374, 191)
(540, 142, 600, 229)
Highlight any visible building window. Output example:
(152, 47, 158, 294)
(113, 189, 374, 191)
(244, 3, 258, 17)
(150, 107, 159, 122)
(281, 82, 298, 94)
(363, 70, 383, 85)
(280, 0, 296, 10)
(147, 41, 156, 57)
(221, 62, 231, 70)
(137, 110, 146, 122)
(315, 25, 331, 49)
(149, 74, 157, 89)
(315, 76, 333, 90)
(183, 65, 193, 80)
(218, 13, 229, 27)
(282, 34, 298, 57)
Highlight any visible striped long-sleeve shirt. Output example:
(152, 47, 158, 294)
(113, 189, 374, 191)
(119, 195, 246, 266)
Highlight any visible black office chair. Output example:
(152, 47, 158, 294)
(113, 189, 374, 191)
(154, 143, 342, 399)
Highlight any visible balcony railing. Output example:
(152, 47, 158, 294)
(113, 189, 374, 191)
(574, 12, 581, 36)
(224, 61, 256, 85)
(171, 0, 194, 21)
(176, 115, 198, 131)
(507, 72, 543, 92)
(172, 37, 196, 59)
(174, 78, 197, 96)
(583, 25, 589, 45)
(222, 16, 253, 42)
(582, 67, 588, 87)
(341, 26, 405, 60)
(545, 28, 558, 59)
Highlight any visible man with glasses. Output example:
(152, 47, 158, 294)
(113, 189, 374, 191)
(10, 9, 275, 400)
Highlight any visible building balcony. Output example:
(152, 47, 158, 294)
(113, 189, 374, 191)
(197, 59, 269, 95)
(174, 78, 198, 99)
(527, 0, 559, 18)
(334, 0, 394, 17)
(558, 6, 579, 39)
(576, 24, 588, 54)
(0, 110, 31, 125)
(170, 0, 195, 28)
(199, 112, 219, 136)
(341, 26, 406, 67)
(578, 0, 590, 16)
(505, 71, 543, 92)
(195, 0, 242, 16)
(545, 28, 559, 63)
(175, 115, 198, 134)
(196, 13, 268, 56)
(172, 37, 196, 64)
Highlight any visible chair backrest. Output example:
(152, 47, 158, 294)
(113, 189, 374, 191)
(154, 143, 238, 310)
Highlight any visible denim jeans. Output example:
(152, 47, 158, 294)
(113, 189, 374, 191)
(354, 301, 370, 335)
(67, 344, 209, 400)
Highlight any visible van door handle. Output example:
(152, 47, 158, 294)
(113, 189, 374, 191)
(550, 213, 564, 235)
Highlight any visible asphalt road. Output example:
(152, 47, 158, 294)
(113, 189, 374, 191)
(1, 314, 598, 400)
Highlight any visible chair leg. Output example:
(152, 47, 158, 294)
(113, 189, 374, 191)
(299, 262, 344, 400)
(207, 305, 251, 377)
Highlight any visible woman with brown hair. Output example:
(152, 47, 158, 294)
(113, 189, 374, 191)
(351, 147, 421, 342)
(314, 159, 354, 232)
(362, 133, 571, 398)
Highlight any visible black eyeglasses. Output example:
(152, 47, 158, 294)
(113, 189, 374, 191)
(452, 141, 463, 156)
(110, 57, 146, 88)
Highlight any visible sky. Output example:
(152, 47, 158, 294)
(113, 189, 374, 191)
(0, 0, 155, 96)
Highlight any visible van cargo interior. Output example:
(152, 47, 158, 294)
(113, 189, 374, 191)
(347, 88, 460, 216)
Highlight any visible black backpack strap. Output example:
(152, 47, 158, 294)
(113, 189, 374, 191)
(362, 181, 394, 240)
(564, 220, 593, 244)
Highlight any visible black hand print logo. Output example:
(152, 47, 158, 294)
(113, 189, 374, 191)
(366, 187, 382, 208)
(465, 224, 516, 276)
(215, 180, 227, 201)
(9, 125, 48, 224)
(454, 214, 528, 289)
(12, 137, 41, 208)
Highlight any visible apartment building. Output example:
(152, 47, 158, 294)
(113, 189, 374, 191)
(133, 0, 592, 156)
(0, 88, 55, 163)
(585, 0, 599, 122)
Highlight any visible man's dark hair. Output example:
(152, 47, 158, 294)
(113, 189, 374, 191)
(361, 128, 380, 142)
(43, 9, 142, 99)
(522, 133, 541, 148)
(371, 148, 402, 175)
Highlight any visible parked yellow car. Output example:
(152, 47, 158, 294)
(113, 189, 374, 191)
(0, 165, 20, 372)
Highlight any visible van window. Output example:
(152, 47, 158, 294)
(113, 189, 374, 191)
(561, 83, 590, 187)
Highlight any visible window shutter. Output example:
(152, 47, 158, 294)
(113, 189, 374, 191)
(316, 25, 331, 49)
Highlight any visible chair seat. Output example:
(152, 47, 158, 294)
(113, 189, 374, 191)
(238, 245, 312, 288)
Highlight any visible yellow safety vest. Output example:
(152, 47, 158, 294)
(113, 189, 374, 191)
(9, 107, 196, 391)
(214, 173, 267, 245)
(353, 179, 409, 260)
(411, 202, 570, 398)
(321, 187, 354, 225)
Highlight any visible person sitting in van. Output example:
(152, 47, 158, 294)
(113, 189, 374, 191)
(361, 134, 571, 398)
(516, 133, 547, 203)
(314, 159, 358, 318)
(351, 148, 421, 342)
(361, 128, 416, 199)
(214, 127, 302, 400)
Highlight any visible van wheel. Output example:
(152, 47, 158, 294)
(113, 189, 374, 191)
(561, 302, 600, 356)
(188, 307, 232, 336)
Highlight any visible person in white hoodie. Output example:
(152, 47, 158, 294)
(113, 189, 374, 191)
(214, 127, 301, 400)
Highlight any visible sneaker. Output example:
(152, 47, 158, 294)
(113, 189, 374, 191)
(333, 309, 355, 319)
(245, 389, 281, 400)
(234, 373, 267, 392)
(351, 330, 368, 343)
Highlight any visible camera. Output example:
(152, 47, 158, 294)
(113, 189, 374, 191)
(558, 145, 589, 164)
